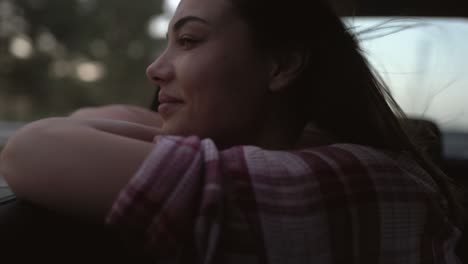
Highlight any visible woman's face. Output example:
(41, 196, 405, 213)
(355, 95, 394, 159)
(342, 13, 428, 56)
(146, 0, 273, 147)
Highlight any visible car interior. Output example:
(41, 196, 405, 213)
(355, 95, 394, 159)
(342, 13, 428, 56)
(0, 0, 467, 262)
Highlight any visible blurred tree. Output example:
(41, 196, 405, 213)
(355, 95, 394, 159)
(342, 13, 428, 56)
(0, 0, 165, 121)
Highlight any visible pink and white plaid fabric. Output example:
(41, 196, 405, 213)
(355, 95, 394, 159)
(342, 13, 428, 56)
(106, 136, 462, 264)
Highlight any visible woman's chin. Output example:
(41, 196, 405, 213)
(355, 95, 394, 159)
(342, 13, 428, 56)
(161, 121, 191, 137)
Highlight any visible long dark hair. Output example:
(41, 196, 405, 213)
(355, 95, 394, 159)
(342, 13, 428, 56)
(230, 0, 466, 227)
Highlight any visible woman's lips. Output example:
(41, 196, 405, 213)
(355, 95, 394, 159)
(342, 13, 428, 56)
(158, 93, 184, 117)
(158, 93, 183, 104)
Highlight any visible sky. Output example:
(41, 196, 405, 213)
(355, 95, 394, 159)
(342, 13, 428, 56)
(150, 0, 468, 132)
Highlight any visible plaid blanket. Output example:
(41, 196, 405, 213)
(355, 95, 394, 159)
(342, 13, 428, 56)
(107, 136, 461, 264)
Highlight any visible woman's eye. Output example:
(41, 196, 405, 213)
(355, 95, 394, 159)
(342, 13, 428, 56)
(177, 36, 198, 49)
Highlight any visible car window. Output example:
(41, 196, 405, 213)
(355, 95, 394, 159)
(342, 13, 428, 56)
(346, 17, 468, 133)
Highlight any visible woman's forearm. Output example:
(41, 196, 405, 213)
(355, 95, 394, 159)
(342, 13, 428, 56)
(70, 104, 163, 128)
(0, 117, 156, 221)
(72, 117, 162, 142)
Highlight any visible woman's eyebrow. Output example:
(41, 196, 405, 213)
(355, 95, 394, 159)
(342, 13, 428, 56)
(173, 16, 210, 32)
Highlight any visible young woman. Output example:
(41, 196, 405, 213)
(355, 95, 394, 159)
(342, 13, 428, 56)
(0, 0, 464, 262)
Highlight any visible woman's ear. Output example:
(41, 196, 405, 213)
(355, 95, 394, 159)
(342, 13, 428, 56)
(268, 50, 308, 92)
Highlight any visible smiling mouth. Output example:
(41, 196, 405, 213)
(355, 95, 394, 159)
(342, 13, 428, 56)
(157, 93, 184, 117)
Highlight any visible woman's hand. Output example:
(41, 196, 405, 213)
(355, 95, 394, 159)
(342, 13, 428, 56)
(70, 104, 163, 128)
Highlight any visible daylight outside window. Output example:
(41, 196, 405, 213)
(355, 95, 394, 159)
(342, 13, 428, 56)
(347, 17, 468, 133)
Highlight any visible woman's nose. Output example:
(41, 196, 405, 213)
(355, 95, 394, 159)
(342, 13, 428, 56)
(146, 52, 174, 85)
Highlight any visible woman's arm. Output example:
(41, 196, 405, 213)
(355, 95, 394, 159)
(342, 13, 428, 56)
(70, 104, 163, 128)
(0, 117, 158, 221)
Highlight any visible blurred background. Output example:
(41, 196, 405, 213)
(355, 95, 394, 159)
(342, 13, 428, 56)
(0, 0, 171, 122)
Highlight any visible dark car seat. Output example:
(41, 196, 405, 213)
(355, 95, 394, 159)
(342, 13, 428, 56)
(405, 118, 467, 262)
(0, 195, 153, 264)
